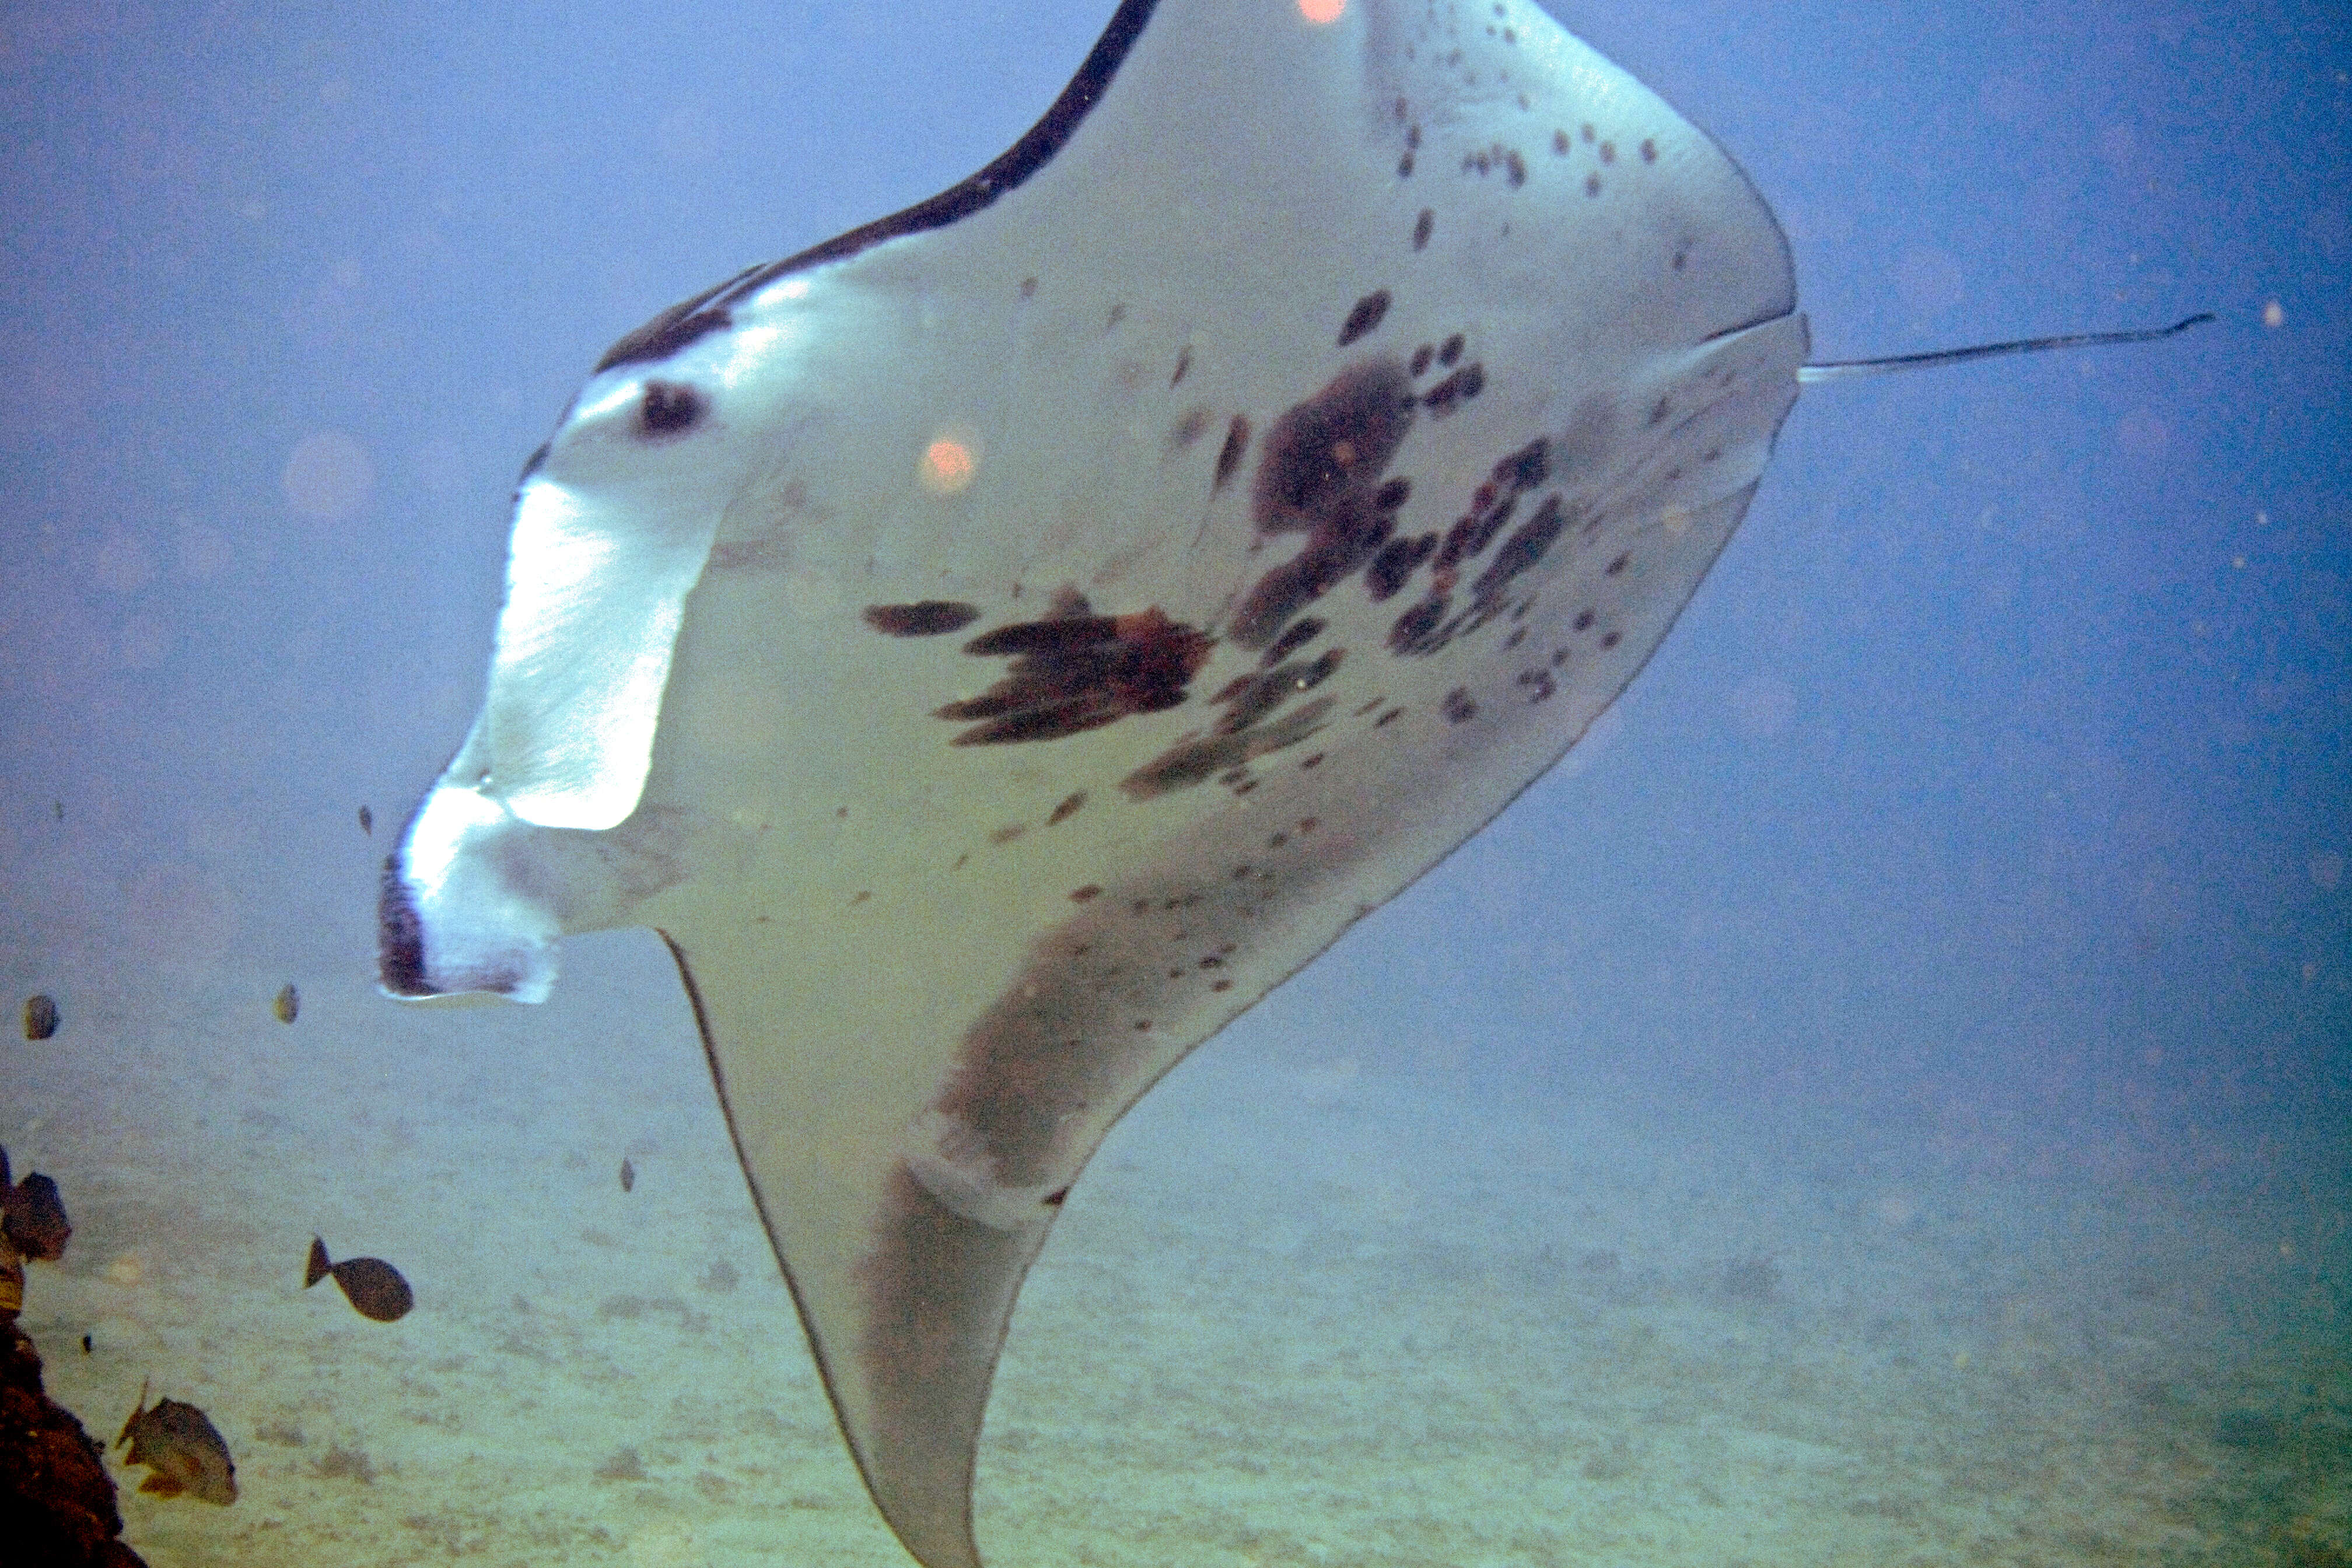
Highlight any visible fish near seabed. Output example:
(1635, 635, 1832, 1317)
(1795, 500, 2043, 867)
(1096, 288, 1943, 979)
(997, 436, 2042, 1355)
(0, 1146, 69, 1322)
(0, 1146, 72, 1263)
(118, 1381, 238, 1505)
(304, 1237, 414, 1322)
(374, 2, 2203, 1564)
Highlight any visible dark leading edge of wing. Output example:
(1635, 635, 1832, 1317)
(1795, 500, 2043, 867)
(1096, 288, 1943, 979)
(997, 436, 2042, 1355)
(597, 0, 1167, 373)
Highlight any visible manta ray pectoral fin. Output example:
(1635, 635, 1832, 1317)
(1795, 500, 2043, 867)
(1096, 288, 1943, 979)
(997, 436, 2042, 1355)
(663, 930, 1059, 1568)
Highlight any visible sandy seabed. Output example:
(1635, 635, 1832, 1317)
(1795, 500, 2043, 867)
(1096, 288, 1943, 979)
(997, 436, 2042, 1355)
(5, 937, 2346, 1568)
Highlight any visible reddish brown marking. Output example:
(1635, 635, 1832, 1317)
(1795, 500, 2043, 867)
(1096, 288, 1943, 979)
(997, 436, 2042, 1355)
(1231, 360, 1418, 647)
(1251, 362, 1416, 535)
(940, 590, 1211, 746)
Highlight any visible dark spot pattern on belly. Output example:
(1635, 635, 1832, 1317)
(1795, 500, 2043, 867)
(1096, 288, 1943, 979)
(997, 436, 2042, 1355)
(1121, 697, 1335, 800)
(1260, 617, 1326, 665)
(1366, 533, 1436, 601)
(1250, 361, 1416, 534)
(864, 601, 982, 637)
(1468, 495, 1567, 607)
(1228, 359, 1419, 649)
(1388, 592, 1448, 653)
(1338, 289, 1393, 347)
(1420, 362, 1484, 417)
(1213, 648, 1345, 735)
(1213, 416, 1252, 492)
(939, 589, 1211, 746)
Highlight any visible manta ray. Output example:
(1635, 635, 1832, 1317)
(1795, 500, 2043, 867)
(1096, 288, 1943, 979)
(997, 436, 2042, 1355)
(377, 2, 2201, 1562)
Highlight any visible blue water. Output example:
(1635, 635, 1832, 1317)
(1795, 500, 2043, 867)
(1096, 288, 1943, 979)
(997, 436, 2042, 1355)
(2, 2, 2345, 1564)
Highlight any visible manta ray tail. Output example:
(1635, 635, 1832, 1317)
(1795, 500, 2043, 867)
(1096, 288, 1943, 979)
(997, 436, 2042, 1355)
(1797, 310, 2216, 383)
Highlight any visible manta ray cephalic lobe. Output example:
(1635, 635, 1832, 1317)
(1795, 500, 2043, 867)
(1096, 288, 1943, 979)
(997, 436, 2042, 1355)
(384, 0, 1853, 1563)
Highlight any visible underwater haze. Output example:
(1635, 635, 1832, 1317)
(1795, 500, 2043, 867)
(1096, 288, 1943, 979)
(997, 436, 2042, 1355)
(4, 0, 2347, 1564)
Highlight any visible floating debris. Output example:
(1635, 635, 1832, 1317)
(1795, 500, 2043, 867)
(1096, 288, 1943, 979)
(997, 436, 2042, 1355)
(272, 984, 299, 1024)
(303, 1237, 413, 1323)
(619, 1157, 635, 1193)
(0, 1146, 71, 1261)
(118, 1382, 238, 1504)
(358, 804, 373, 835)
(22, 995, 58, 1041)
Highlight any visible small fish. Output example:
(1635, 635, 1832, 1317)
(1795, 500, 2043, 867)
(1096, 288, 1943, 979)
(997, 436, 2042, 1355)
(303, 1236, 412, 1322)
(81, 1332, 92, 1354)
(0, 1145, 71, 1261)
(118, 1381, 238, 1504)
(272, 984, 299, 1024)
(619, 1157, 635, 1193)
(23, 993, 58, 1040)
(358, 804, 373, 835)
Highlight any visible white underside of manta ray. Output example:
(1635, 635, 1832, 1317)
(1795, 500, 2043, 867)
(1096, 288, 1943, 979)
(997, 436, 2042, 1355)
(376, 2, 2199, 1564)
